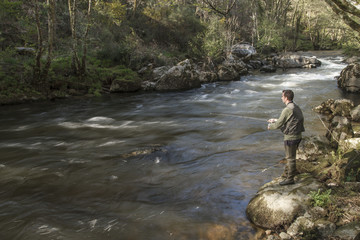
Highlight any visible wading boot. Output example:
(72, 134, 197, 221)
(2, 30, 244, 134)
(279, 178, 294, 186)
(279, 159, 296, 186)
(281, 165, 288, 178)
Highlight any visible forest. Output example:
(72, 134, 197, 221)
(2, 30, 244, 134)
(1, 0, 360, 104)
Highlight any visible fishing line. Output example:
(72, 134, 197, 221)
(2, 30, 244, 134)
(210, 112, 267, 122)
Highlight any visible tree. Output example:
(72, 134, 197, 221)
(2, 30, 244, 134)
(201, 0, 236, 18)
(33, 0, 55, 91)
(68, 0, 92, 78)
(199, 0, 239, 53)
(325, 0, 360, 34)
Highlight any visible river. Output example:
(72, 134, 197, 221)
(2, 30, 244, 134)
(0, 51, 357, 239)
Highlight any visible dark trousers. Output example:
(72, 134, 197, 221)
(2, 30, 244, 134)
(283, 139, 301, 179)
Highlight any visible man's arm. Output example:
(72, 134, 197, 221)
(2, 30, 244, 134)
(268, 108, 292, 130)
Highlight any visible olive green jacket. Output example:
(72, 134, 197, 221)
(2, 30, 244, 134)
(269, 102, 305, 140)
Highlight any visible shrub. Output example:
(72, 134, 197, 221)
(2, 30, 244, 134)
(309, 189, 332, 207)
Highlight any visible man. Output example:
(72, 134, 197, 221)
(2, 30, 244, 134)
(267, 90, 305, 186)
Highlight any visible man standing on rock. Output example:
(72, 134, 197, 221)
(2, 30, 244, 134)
(267, 90, 305, 186)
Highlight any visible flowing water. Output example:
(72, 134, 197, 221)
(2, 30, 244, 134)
(0, 51, 358, 239)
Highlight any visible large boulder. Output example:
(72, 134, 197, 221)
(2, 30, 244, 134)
(313, 99, 354, 119)
(246, 173, 324, 230)
(154, 59, 201, 91)
(260, 65, 277, 73)
(230, 43, 256, 59)
(313, 99, 355, 146)
(326, 116, 354, 146)
(198, 71, 218, 83)
(297, 135, 333, 160)
(351, 105, 360, 122)
(218, 57, 248, 81)
(273, 54, 321, 69)
(337, 63, 360, 93)
(333, 221, 360, 240)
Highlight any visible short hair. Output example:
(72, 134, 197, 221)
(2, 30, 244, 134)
(282, 90, 294, 101)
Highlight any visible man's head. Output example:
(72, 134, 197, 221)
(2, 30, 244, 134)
(282, 90, 294, 104)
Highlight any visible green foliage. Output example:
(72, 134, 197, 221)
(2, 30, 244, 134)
(330, 149, 344, 163)
(188, 16, 226, 61)
(346, 168, 357, 182)
(256, 18, 287, 52)
(96, 41, 131, 67)
(94, 1, 126, 26)
(88, 81, 102, 97)
(309, 189, 332, 207)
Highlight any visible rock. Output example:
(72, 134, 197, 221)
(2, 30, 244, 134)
(141, 81, 157, 91)
(15, 47, 35, 55)
(246, 173, 324, 230)
(230, 43, 256, 59)
(267, 235, 280, 240)
(198, 71, 218, 83)
(248, 60, 263, 69)
(260, 65, 277, 73)
(333, 221, 360, 240)
(312, 98, 355, 146)
(351, 105, 360, 122)
(217, 65, 240, 81)
(218, 57, 248, 81)
(327, 116, 354, 145)
(297, 135, 332, 160)
(273, 54, 321, 69)
(154, 59, 201, 91)
(279, 232, 291, 239)
(110, 78, 141, 93)
(313, 98, 354, 118)
(314, 219, 336, 238)
(313, 99, 335, 116)
(345, 56, 360, 64)
(340, 138, 360, 151)
(337, 63, 360, 93)
(287, 216, 315, 237)
(308, 206, 327, 220)
(152, 66, 171, 81)
(333, 99, 354, 118)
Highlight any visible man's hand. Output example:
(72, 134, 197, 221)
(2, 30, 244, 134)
(267, 118, 277, 123)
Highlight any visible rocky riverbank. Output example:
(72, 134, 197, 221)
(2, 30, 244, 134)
(246, 99, 360, 240)
(0, 44, 322, 105)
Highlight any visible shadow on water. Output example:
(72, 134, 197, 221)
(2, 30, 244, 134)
(0, 51, 359, 239)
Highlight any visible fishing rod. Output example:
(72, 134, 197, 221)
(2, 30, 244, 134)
(210, 112, 268, 122)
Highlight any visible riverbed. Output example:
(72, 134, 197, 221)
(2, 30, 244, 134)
(0, 51, 357, 239)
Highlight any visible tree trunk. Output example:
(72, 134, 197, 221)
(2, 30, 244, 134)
(34, 0, 43, 86)
(42, 0, 55, 90)
(81, 0, 92, 76)
(68, 0, 80, 75)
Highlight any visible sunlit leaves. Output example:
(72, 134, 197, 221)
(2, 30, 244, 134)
(94, 0, 126, 26)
